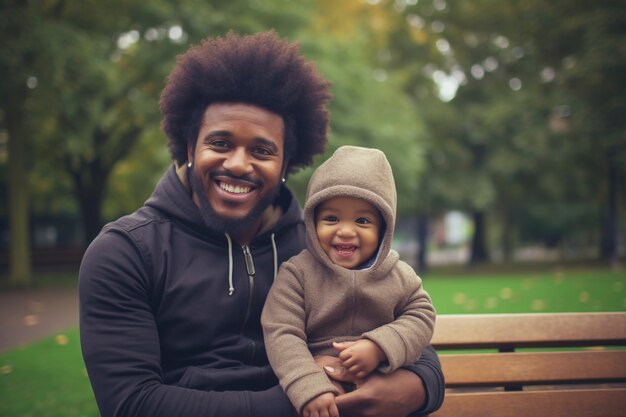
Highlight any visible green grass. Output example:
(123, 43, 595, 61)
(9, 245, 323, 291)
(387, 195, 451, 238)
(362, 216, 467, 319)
(0, 266, 624, 417)
(424, 267, 626, 314)
(0, 329, 98, 417)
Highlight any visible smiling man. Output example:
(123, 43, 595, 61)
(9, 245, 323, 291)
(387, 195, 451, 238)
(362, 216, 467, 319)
(188, 103, 286, 243)
(79, 31, 444, 417)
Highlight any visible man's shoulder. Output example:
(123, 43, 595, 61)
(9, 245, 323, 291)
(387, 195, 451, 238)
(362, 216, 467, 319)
(104, 205, 168, 234)
(92, 206, 174, 253)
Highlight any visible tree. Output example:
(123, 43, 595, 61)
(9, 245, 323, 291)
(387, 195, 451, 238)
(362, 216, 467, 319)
(378, 0, 626, 267)
(1, 1, 51, 285)
(288, 3, 427, 216)
(519, 0, 626, 266)
(4, 0, 316, 252)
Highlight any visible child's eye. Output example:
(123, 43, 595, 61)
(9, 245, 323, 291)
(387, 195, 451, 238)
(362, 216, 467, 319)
(324, 215, 339, 222)
(355, 217, 371, 225)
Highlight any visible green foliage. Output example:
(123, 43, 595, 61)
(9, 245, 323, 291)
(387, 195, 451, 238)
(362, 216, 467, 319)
(380, 0, 626, 260)
(1, 0, 624, 260)
(289, 34, 425, 213)
(103, 129, 171, 220)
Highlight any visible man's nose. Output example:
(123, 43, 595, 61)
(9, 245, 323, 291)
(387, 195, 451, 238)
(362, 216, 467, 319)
(223, 147, 253, 176)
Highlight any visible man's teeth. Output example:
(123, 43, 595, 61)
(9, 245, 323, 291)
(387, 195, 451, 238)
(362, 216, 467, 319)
(219, 182, 251, 194)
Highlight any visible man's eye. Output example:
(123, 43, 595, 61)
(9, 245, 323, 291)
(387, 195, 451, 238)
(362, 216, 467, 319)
(253, 147, 272, 156)
(210, 140, 230, 148)
(356, 218, 371, 225)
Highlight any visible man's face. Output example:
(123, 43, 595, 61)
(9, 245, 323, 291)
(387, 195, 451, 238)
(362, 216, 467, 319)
(315, 197, 382, 269)
(188, 103, 285, 238)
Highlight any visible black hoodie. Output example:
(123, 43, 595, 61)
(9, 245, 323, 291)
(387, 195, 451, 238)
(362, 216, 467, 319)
(79, 165, 305, 417)
(79, 165, 444, 417)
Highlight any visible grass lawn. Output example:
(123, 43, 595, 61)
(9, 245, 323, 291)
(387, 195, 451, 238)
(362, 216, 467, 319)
(0, 329, 98, 417)
(0, 265, 624, 417)
(425, 266, 626, 314)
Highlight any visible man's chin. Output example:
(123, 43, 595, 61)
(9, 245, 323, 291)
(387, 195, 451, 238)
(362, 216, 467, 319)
(189, 170, 278, 237)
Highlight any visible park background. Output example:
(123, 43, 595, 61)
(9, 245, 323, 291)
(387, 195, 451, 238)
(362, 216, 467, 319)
(1, 0, 625, 416)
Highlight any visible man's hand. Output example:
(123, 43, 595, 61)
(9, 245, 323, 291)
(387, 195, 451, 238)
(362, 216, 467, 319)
(333, 340, 386, 379)
(324, 368, 426, 417)
(314, 355, 351, 394)
(301, 392, 339, 417)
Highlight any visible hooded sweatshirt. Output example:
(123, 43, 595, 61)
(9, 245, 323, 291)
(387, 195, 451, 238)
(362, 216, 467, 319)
(79, 165, 305, 417)
(261, 146, 436, 413)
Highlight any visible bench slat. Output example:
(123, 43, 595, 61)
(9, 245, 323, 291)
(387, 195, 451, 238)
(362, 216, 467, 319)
(432, 313, 626, 349)
(441, 350, 626, 387)
(431, 388, 626, 417)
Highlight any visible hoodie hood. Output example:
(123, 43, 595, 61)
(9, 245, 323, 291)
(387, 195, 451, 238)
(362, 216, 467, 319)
(303, 146, 397, 270)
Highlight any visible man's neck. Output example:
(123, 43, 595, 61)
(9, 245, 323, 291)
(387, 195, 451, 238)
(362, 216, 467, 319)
(229, 223, 261, 246)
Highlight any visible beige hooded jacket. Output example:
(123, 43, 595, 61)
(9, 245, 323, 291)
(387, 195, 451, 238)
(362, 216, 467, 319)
(261, 146, 435, 412)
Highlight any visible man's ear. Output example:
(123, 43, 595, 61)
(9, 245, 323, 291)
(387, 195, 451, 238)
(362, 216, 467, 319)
(280, 160, 290, 182)
(187, 144, 194, 166)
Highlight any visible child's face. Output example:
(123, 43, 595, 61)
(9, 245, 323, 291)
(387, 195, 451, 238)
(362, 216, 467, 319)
(315, 197, 382, 269)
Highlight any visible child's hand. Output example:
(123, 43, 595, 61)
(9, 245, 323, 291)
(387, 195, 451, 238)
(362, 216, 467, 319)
(334, 339, 386, 379)
(302, 392, 339, 417)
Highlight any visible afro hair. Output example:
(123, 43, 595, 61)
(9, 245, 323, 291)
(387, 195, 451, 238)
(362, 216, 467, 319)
(159, 31, 332, 173)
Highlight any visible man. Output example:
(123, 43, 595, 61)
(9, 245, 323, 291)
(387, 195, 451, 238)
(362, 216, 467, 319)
(79, 31, 444, 417)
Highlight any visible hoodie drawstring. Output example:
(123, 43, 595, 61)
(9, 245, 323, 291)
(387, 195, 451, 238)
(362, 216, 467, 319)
(225, 232, 278, 295)
(271, 233, 278, 280)
(225, 233, 234, 295)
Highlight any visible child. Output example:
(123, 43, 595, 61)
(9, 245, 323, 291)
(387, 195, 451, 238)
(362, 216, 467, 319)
(261, 145, 436, 417)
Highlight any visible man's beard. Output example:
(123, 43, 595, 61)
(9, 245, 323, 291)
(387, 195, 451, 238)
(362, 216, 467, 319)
(189, 169, 280, 237)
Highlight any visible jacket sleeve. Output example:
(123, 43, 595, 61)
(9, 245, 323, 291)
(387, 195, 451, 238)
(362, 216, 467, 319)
(362, 262, 436, 373)
(79, 229, 293, 417)
(405, 345, 446, 416)
(261, 261, 340, 413)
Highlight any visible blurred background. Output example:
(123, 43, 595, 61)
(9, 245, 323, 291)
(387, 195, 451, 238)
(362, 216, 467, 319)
(0, 0, 625, 415)
(2, 0, 626, 280)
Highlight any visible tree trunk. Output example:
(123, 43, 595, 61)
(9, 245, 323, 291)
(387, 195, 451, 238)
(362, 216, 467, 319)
(469, 210, 489, 265)
(416, 214, 429, 274)
(67, 126, 141, 246)
(77, 188, 105, 246)
(601, 148, 619, 267)
(71, 165, 109, 246)
(5, 89, 32, 286)
(501, 210, 515, 262)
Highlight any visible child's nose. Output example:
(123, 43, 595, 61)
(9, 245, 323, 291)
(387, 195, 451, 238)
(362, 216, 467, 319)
(337, 224, 356, 237)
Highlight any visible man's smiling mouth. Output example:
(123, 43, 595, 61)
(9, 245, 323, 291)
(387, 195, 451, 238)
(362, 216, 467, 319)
(219, 181, 252, 194)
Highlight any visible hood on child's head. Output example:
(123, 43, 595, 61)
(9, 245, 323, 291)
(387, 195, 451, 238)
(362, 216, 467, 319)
(303, 145, 397, 270)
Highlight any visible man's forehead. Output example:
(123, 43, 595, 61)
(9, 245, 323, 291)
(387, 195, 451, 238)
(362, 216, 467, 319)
(200, 103, 284, 140)
(202, 102, 283, 124)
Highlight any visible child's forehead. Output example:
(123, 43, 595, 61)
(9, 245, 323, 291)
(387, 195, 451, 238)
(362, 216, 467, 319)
(316, 196, 379, 214)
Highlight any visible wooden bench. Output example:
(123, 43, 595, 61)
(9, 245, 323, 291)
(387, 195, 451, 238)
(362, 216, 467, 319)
(430, 312, 626, 417)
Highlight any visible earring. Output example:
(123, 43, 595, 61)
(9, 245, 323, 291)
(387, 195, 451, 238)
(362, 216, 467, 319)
(281, 178, 286, 183)
(187, 161, 192, 168)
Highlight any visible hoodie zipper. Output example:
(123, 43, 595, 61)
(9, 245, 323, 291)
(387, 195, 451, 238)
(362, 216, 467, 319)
(241, 245, 255, 333)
